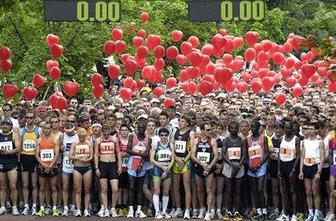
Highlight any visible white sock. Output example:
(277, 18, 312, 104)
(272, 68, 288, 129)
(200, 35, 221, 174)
(153, 194, 160, 213)
(100, 205, 104, 210)
(137, 205, 141, 212)
(216, 208, 221, 213)
(262, 208, 267, 215)
(309, 209, 314, 215)
(162, 195, 169, 214)
(64, 206, 68, 210)
(257, 208, 262, 215)
(24, 204, 29, 208)
(32, 203, 37, 208)
(53, 205, 57, 210)
(177, 207, 182, 212)
(315, 209, 319, 215)
(129, 206, 133, 211)
(40, 206, 45, 210)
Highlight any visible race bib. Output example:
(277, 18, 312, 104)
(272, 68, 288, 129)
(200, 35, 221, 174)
(64, 143, 72, 151)
(280, 147, 295, 160)
(100, 142, 115, 154)
(157, 149, 172, 162)
(228, 147, 241, 160)
(175, 140, 187, 153)
(122, 157, 129, 167)
(271, 148, 279, 160)
(134, 145, 146, 153)
(23, 140, 36, 152)
(76, 144, 90, 158)
(130, 155, 142, 170)
(248, 145, 262, 159)
(0, 141, 13, 151)
(304, 157, 317, 166)
(41, 149, 54, 162)
(197, 152, 211, 163)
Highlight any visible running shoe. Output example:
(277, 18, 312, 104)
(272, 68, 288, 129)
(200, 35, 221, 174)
(169, 208, 176, 217)
(62, 207, 69, 217)
(155, 211, 163, 219)
(21, 206, 30, 215)
(276, 212, 289, 221)
(74, 209, 81, 217)
(269, 212, 280, 220)
(192, 209, 198, 219)
(135, 210, 147, 218)
(127, 209, 134, 218)
(52, 208, 60, 217)
(324, 213, 335, 221)
(84, 209, 90, 217)
(147, 208, 154, 217)
(0, 206, 6, 215)
(198, 208, 205, 219)
(210, 209, 215, 219)
(162, 212, 172, 219)
(37, 208, 45, 217)
(233, 211, 244, 221)
(45, 206, 51, 215)
(117, 208, 124, 217)
(184, 209, 191, 220)
(291, 214, 298, 221)
(248, 210, 257, 219)
(204, 212, 211, 221)
(31, 206, 37, 216)
(305, 213, 314, 221)
(110, 208, 118, 217)
(123, 208, 128, 217)
(12, 206, 20, 216)
(97, 208, 105, 217)
(216, 210, 223, 220)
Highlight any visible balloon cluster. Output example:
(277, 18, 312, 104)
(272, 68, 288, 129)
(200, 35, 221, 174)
(0, 47, 12, 73)
(100, 11, 336, 106)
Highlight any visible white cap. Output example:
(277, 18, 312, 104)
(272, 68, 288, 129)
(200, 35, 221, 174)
(150, 98, 160, 103)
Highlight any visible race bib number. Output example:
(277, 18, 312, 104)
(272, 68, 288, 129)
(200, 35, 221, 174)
(280, 147, 295, 160)
(100, 142, 115, 154)
(122, 157, 129, 167)
(0, 141, 13, 151)
(228, 147, 241, 160)
(134, 145, 146, 153)
(23, 140, 36, 152)
(197, 152, 211, 163)
(248, 145, 262, 159)
(304, 157, 317, 166)
(64, 143, 72, 151)
(76, 144, 90, 158)
(41, 149, 54, 162)
(175, 140, 186, 153)
(63, 158, 73, 167)
(157, 149, 172, 162)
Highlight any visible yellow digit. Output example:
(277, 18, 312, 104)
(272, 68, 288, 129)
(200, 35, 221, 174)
(96, 1, 107, 21)
(240, 0, 252, 21)
(221, 1, 233, 21)
(77, 1, 89, 21)
(252, 0, 265, 21)
(108, 2, 120, 22)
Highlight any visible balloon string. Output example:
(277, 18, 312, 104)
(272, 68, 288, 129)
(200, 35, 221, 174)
(42, 84, 51, 101)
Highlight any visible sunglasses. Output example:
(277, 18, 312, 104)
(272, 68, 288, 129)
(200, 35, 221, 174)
(67, 120, 75, 123)
(26, 117, 34, 119)
(205, 129, 212, 132)
(51, 121, 59, 123)
(44, 127, 51, 129)
(1, 122, 12, 126)
(2, 109, 10, 112)
(160, 134, 169, 137)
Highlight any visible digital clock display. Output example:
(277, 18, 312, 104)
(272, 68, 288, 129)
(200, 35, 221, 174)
(44, 0, 121, 22)
(189, 0, 265, 22)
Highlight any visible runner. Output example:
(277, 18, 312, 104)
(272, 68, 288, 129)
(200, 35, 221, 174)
(126, 118, 151, 218)
(0, 119, 21, 215)
(299, 122, 324, 221)
(172, 115, 195, 219)
(95, 125, 122, 217)
(150, 127, 175, 219)
(19, 111, 40, 215)
(222, 120, 246, 221)
(69, 128, 94, 217)
(246, 119, 269, 220)
(191, 121, 218, 221)
(35, 121, 60, 216)
(59, 121, 78, 216)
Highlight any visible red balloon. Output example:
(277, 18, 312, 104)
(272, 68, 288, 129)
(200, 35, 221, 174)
(285, 57, 295, 69)
(292, 85, 303, 97)
(123, 77, 134, 88)
(262, 77, 275, 91)
(33, 74, 45, 88)
(166, 46, 179, 60)
(179, 69, 189, 82)
(223, 80, 236, 93)
(136, 46, 148, 59)
(236, 81, 248, 93)
(281, 68, 292, 78)
(188, 81, 197, 95)
(181, 82, 189, 93)
(22, 86, 38, 100)
(301, 64, 316, 79)
(136, 80, 145, 89)
(147, 35, 162, 50)
(63, 81, 80, 97)
(211, 34, 226, 49)
(2, 83, 18, 99)
(275, 93, 286, 105)
(112, 28, 123, 41)
(132, 36, 144, 48)
(233, 37, 244, 49)
(188, 36, 200, 48)
(137, 29, 147, 38)
(317, 67, 328, 77)
(272, 52, 285, 65)
(214, 67, 232, 84)
(180, 42, 193, 55)
(202, 44, 214, 56)
(244, 48, 257, 62)
(91, 73, 103, 87)
(218, 29, 228, 36)
(103, 40, 115, 55)
(108, 64, 120, 79)
(176, 54, 187, 66)
(328, 81, 336, 93)
(282, 42, 293, 53)
(119, 87, 132, 100)
(0, 47, 11, 60)
(186, 66, 200, 79)
(224, 39, 234, 53)
(46, 34, 59, 47)
(115, 40, 126, 54)
(140, 11, 149, 22)
(286, 77, 296, 88)
(172, 30, 183, 42)
(49, 93, 60, 108)
(154, 58, 165, 70)
(198, 80, 213, 96)
(125, 59, 137, 76)
(188, 51, 202, 66)
(153, 46, 165, 59)
(251, 80, 263, 94)
(0, 59, 12, 72)
(166, 77, 177, 89)
(50, 44, 63, 59)
(164, 98, 176, 108)
(153, 87, 165, 98)
(245, 31, 260, 46)
(49, 67, 61, 80)
(92, 84, 104, 98)
(141, 65, 154, 80)
(261, 40, 273, 51)
(46, 60, 59, 72)
(56, 96, 67, 110)
(298, 75, 308, 87)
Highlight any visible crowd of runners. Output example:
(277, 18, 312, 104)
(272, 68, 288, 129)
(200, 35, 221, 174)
(0, 86, 336, 221)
